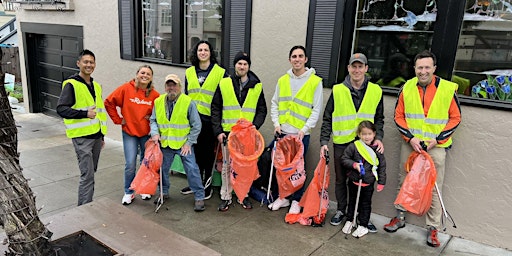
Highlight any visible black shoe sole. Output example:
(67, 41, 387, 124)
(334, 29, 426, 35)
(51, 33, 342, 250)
(383, 225, 405, 233)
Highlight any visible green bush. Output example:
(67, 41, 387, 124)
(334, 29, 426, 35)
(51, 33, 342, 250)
(7, 82, 23, 102)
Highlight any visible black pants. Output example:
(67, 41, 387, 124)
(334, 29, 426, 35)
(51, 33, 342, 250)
(333, 144, 349, 212)
(195, 119, 215, 183)
(346, 181, 374, 227)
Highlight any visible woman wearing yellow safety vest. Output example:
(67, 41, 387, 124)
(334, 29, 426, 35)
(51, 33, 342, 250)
(211, 51, 267, 211)
(57, 49, 107, 206)
(182, 40, 228, 199)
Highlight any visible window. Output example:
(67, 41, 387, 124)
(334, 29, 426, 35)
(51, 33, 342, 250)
(351, 0, 437, 88)
(161, 9, 172, 27)
(453, 0, 512, 103)
(118, 0, 253, 67)
(191, 10, 198, 28)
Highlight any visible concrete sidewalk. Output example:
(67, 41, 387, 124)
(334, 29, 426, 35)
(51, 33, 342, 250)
(4, 109, 511, 256)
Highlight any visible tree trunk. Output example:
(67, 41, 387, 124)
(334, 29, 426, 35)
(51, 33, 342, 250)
(0, 74, 53, 254)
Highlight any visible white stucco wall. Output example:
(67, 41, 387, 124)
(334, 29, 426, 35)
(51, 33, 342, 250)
(15, 0, 512, 250)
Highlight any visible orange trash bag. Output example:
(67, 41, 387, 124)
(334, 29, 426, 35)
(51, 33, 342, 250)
(394, 150, 437, 216)
(286, 156, 330, 225)
(228, 118, 265, 202)
(130, 140, 163, 195)
(274, 135, 305, 199)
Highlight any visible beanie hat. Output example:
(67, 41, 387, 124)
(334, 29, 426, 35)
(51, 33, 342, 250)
(233, 51, 251, 67)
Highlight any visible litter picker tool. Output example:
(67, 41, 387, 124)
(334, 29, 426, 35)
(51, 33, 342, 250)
(434, 182, 457, 230)
(264, 133, 279, 205)
(346, 160, 365, 239)
(155, 161, 164, 213)
(312, 150, 330, 227)
(204, 143, 221, 190)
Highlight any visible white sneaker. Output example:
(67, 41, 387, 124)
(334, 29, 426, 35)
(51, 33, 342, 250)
(352, 225, 369, 238)
(140, 194, 152, 200)
(342, 221, 353, 234)
(122, 194, 134, 205)
(271, 198, 290, 211)
(288, 200, 301, 214)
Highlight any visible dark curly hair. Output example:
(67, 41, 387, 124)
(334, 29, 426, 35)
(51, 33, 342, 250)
(189, 40, 218, 67)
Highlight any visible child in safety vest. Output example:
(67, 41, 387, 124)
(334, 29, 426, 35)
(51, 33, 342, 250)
(340, 120, 386, 238)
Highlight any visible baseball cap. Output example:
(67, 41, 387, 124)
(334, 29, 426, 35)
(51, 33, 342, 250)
(164, 74, 181, 86)
(349, 53, 368, 65)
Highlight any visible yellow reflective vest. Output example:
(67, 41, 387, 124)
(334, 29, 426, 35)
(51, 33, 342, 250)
(277, 74, 321, 129)
(354, 140, 379, 181)
(332, 82, 382, 144)
(219, 78, 262, 132)
(403, 77, 457, 148)
(62, 79, 107, 138)
(186, 64, 225, 116)
(155, 94, 192, 150)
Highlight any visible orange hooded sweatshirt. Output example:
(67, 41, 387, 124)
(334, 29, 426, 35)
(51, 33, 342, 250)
(104, 80, 160, 137)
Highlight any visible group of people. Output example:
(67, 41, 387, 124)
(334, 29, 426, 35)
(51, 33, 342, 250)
(56, 43, 460, 246)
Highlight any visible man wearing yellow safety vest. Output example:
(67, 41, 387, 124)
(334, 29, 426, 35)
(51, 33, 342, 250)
(384, 50, 461, 248)
(269, 45, 323, 214)
(320, 53, 384, 232)
(150, 74, 205, 212)
(57, 49, 107, 206)
(211, 51, 267, 211)
(182, 40, 228, 199)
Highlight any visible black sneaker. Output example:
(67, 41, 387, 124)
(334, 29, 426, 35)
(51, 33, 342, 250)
(180, 186, 193, 195)
(368, 220, 377, 233)
(153, 194, 169, 204)
(218, 199, 232, 212)
(204, 186, 213, 200)
(238, 197, 252, 209)
(330, 210, 346, 226)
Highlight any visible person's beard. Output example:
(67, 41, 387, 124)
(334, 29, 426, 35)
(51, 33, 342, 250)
(167, 92, 180, 101)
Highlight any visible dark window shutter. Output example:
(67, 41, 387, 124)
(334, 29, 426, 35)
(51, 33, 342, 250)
(306, 0, 344, 87)
(223, 0, 252, 75)
(118, 0, 135, 60)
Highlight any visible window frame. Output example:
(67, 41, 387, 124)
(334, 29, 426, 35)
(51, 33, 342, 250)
(118, 0, 253, 69)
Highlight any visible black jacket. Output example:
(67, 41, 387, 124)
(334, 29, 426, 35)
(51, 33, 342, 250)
(341, 142, 386, 185)
(211, 70, 267, 137)
(56, 74, 103, 139)
(320, 75, 384, 146)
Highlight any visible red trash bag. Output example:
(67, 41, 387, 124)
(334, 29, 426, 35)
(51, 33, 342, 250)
(228, 118, 265, 202)
(130, 140, 163, 195)
(394, 150, 437, 216)
(274, 135, 305, 199)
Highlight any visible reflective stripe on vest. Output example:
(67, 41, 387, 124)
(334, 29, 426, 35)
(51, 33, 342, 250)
(155, 94, 192, 149)
(403, 77, 457, 148)
(277, 74, 321, 129)
(186, 64, 225, 116)
(62, 79, 107, 138)
(354, 140, 379, 181)
(219, 78, 262, 132)
(332, 82, 382, 144)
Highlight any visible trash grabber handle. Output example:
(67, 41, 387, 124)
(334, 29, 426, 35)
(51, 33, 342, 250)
(318, 156, 329, 220)
(435, 182, 456, 228)
(266, 134, 279, 202)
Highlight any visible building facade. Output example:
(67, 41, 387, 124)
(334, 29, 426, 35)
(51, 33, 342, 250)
(14, 0, 512, 249)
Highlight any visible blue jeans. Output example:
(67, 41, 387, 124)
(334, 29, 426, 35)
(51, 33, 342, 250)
(122, 131, 150, 194)
(160, 146, 205, 200)
(274, 134, 310, 202)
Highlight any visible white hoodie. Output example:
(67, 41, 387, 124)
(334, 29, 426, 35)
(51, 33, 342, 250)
(271, 67, 323, 135)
